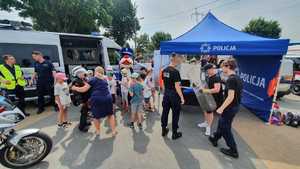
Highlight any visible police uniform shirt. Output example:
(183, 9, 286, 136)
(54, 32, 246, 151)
(207, 74, 224, 106)
(224, 74, 243, 109)
(163, 66, 181, 91)
(34, 60, 54, 84)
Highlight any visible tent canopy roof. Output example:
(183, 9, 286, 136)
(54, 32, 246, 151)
(160, 12, 289, 55)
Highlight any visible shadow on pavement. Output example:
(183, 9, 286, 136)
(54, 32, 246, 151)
(145, 111, 161, 133)
(28, 161, 49, 169)
(164, 137, 201, 169)
(132, 129, 150, 154)
(51, 128, 67, 153)
(59, 127, 93, 168)
(72, 137, 115, 169)
(180, 105, 267, 169)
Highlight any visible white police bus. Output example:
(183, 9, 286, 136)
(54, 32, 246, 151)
(0, 30, 121, 100)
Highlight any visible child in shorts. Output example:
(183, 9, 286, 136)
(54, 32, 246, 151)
(120, 68, 130, 113)
(128, 72, 144, 129)
(140, 73, 152, 111)
(107, 70, 117, 111)
(54, 73, 72, 128)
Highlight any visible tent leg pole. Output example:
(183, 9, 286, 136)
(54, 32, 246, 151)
(157, 53, 163, 113)
(268, 58, 283, 125)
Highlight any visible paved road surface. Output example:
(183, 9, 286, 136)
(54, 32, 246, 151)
(278, 94, 300, 113)
(5, 105, 266, 169)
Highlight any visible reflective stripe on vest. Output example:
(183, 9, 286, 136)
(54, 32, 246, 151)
(0, 65, 26, 90)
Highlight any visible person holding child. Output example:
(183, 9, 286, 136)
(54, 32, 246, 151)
(54, 72, 72, 128)
(72, 66, 117, 137)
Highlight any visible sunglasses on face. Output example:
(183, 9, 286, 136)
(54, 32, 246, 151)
(223, 64, 229, 67)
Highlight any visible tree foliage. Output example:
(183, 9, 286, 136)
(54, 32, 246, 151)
(151, 32, 172, 50)
(136, 33, 150, 54)
(0, 0, 112, 34)
(243, 17, 282, 39)
(108, 0, 139, 46)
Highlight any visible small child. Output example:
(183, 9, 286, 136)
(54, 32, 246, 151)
(54, 73, 72, 128)
(140, 73, 152, 111)
(147, 69, 156, 111)
(120, 68, 130, 113)
(107, 71, 117, 110)
(87, 70, 94, 81)
(128, 72, 144, 129)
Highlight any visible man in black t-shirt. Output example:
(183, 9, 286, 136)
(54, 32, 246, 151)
(31, 51, 56, 114)
(198, 63, 223, 136)
(209, 58, 243, 158)
(161, 53, 185, 140)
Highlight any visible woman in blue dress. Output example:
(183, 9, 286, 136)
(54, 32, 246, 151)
(72, 66, 117, 136)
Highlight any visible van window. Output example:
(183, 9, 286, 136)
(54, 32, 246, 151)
(63, 48, 100, 65)
(0, 43, 59, 67)
(108, 48, 120, 65)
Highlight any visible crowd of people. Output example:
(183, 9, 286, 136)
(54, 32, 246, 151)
(0, 51, 242, 159)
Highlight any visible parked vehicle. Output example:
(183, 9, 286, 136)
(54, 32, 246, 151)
(277, 58, 293, 99)
(291, 71, 300, 96)
(0, 96, 52, 169)
(282, 45, 300, 97)
(0, 30, 121, 101)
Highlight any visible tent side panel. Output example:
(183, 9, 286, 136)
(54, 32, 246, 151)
(234, 55, 282, 121)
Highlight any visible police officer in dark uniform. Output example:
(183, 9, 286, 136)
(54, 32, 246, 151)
(71, 66, 90, 132)
(209, 58, 243, 158)
(31, 51, 56, 114)
(161, 53, 185, 140)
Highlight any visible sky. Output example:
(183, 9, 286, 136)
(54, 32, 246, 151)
(132, 0, 300, 41)
(1, 0, 300, 41)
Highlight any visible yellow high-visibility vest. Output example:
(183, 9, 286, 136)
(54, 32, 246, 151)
(0, 64, 26, 90)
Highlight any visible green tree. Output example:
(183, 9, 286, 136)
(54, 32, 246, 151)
(151, 32, 172, 50)
(136, 33, 151, 54)
(109, 0, 139, 46)
(243, 17, 282, 39)
(0, 0, 112, 34)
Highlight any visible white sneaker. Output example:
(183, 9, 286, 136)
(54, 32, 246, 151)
(205, 127, 211, 136)
(197, 122, 208, 128)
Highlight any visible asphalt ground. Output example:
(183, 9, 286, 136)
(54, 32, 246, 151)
(5, 103, 268, 169)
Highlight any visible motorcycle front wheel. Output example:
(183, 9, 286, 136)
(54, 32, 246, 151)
(0, 132, 52, 169)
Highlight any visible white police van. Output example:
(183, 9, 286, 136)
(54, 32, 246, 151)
(0, 30, 121, 100)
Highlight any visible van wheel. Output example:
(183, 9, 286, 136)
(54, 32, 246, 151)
(291, 84, 300, 96)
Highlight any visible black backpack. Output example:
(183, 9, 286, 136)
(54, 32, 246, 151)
(284, 112, 300, 128)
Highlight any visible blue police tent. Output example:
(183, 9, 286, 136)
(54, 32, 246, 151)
(160, 12, 290, 121)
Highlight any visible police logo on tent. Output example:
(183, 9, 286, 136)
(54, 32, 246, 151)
(200, 43, 211, 53)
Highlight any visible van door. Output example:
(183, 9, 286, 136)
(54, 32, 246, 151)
(59, 35, 103, 74)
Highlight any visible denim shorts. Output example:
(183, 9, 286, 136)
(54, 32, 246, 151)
(131, 103, 143, 113)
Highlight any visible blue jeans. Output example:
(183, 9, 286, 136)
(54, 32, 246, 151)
(213, 106, 239, 151)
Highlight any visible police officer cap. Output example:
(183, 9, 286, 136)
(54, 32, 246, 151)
(202, 63, 215, 72)
(71, 66, 88, 77)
